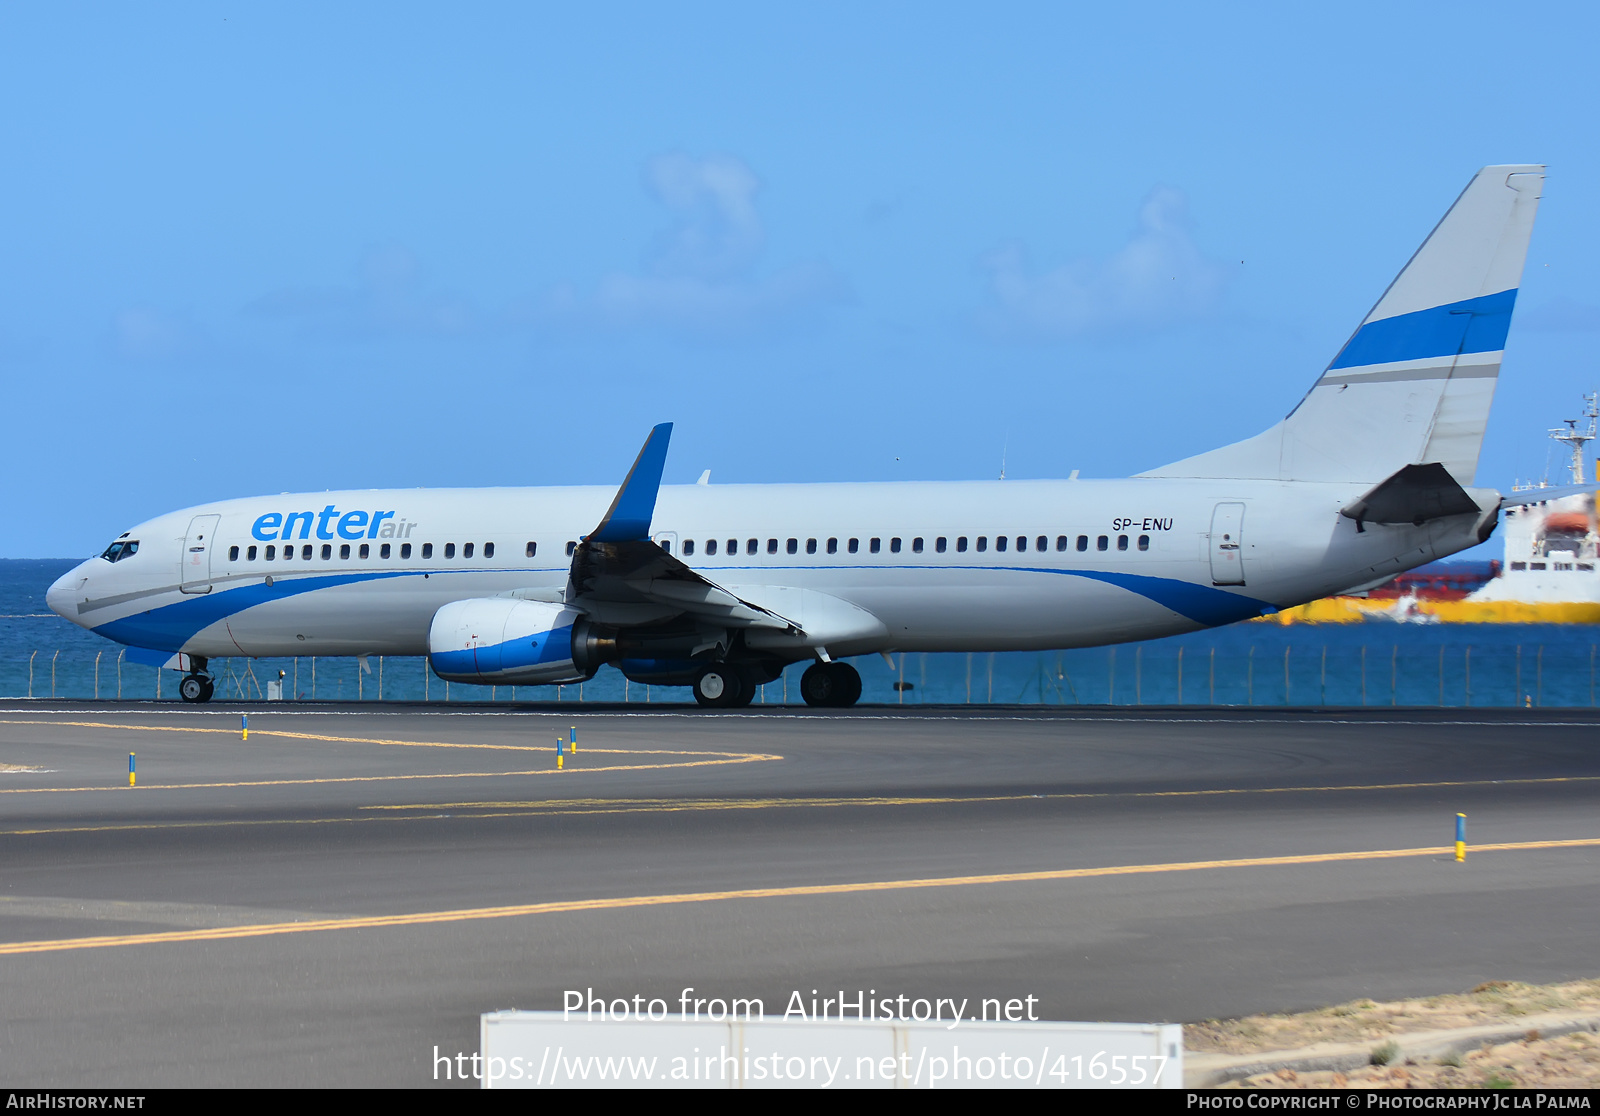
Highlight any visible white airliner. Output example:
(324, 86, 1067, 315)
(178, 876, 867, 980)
(49, 165, 1569, 707)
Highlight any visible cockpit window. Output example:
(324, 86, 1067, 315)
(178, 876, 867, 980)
(99, 540, 139, 563)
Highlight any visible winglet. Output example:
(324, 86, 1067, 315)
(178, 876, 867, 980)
(590, 423, 673, 542)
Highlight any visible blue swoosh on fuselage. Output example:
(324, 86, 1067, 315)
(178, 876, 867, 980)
(91, 565, 1271, 652)
(92, 571, 415, 651)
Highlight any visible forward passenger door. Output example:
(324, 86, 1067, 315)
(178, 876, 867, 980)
(180, 514, 221, 595)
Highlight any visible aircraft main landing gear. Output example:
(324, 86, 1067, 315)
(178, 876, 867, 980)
(800, 661, 862, 707)
(692, 664, 745, 708)
(178, 674, 215, 703)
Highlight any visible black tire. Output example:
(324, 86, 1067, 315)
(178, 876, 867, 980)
(179, 675, 209, 703)
(800, 663, 836, 706)
(800, 662, 862, 707)
(693, 665, 743, 708)
(199, 678, 215, 702)
(831, 662, 862, 706)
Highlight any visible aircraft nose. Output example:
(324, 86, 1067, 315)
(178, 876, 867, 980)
(46, 563, 91, 621)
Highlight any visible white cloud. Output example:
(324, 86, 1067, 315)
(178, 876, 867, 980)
(108, 308, 204, 360)
(537, 152, 846, 337)
(245, 245, 472, 340)
(978, 186, 1227, 340)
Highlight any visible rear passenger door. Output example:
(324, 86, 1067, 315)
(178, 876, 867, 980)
(1209, 503, 1246, 585)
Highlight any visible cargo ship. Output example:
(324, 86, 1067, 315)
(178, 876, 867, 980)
(1265, 394, 1600, 624)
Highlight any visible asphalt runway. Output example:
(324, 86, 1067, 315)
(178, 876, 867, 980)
(1, 702, 1598, 1087)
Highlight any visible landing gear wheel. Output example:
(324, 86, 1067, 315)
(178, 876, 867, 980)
(179, 674, 214, 703)
(693, 665, 744, 709)
(800, 662, 862, 707)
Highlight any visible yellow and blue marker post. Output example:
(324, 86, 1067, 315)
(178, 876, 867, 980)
(556, 735, 564, 771)
(570, 726, 577, 754)
(1455, 813, 1467, 862)
(128, 752, 135, 788)
(241, 714, 248, 741)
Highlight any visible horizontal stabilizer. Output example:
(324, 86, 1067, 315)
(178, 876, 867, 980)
(1498, 483, 1600, 507)
(1340, 462, 1481, 529)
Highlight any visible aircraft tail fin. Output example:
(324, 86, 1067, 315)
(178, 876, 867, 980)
(1143, 165, 1544, 484)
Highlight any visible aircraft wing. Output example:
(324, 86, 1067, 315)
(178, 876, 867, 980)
(563, 424, 802, 634)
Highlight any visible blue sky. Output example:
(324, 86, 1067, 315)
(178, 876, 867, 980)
(3, 2, 1598, 557)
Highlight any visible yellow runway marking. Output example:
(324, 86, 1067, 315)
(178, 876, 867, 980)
(0, 754, 780, 795)
(0, 837, 1595, 957)
(0, 717, 723, 754)
(0, 718, 778, 793)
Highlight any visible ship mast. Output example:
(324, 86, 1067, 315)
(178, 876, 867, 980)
(1549, 392, 1599, 484)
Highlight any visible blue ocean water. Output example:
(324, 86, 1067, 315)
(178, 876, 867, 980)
(4, 558, 1597, 707)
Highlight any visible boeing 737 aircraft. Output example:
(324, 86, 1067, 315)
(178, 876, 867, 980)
(49, 165, 1566, 707)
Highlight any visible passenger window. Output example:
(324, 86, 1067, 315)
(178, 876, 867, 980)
(806, 538, 817, 554)
(957, 536, 968, 552)
(359, 543, 369, 559)
(247, 545, 257, 561)
(400, 543, 411, 559)
(229, 545, 240, 561)
(996, 536, 1007, 552)
(727, 539, 737, 555)
(423, 543, 434, 559)
(870, 538, 881, 554)
(265, 545, 276, 560)
(706, 539, 718, 556)
(767, 538, 778, 554)
(683, 539, 695, 556)
(827, 538, 838, 554)
(976, 537, 988, 552)
(565, 541, 576, 557)
(786, 538, 798, 554)
(912, 537, 924, 553)
(936, 537, 947, 553)
(484, 542, 494, 558)
(1097, 536, 1108, 551)
(1117, 534, 1128, 551)
(444, 543, 456, 559)
(340, 544, 351, 559)
(1037, 536, 1048, 552)
(747, 539, 758, 555)
(848, 538, 859, 553)
(659, 539, 671, 554)
(890, 538, 901, 553)
(1057, 536, 1069, 552)
(380, 543, 391, 559)
(463, 542, 474, 559)
(1138, 534, 1150, 551)
(526, 541, 537, 558)
(303, 545, 313, 560)
(321, 544, 332, 560)
(1015, 536, 1026, 552)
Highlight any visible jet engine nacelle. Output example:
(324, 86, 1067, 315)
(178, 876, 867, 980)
(428, 598, 608, 685)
